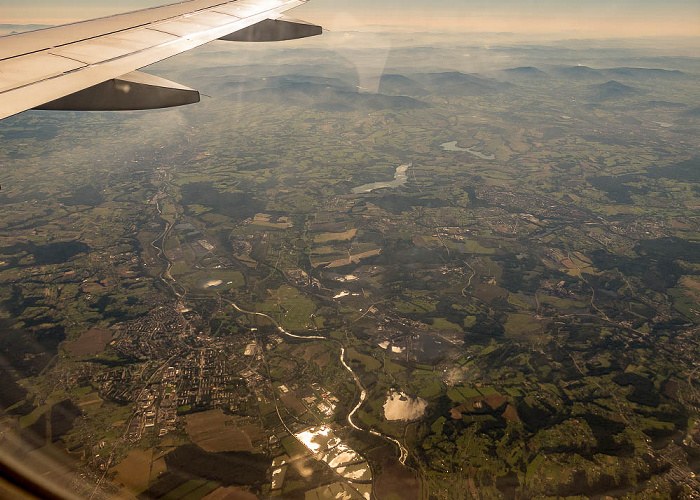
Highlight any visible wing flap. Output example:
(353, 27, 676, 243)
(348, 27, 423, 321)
(212, 0, 288, 18)
(0, 53, 85, 93)
(47, 28, 181, 66)
(47, 35, 163, 65)
(107, 28, 180, 47)
(148, 11, 240, 37)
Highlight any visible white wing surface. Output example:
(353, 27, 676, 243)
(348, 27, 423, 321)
(0, 0, 320, 120)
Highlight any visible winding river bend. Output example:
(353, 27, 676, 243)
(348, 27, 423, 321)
(226, 300, 410, 465)
(150, 168, 186, 298)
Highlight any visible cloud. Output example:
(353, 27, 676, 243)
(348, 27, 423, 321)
(384, 391, 428, 421)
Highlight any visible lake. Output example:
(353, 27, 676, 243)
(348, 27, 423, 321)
(440, 141, 495, 160)
(352, 163, 411, 194)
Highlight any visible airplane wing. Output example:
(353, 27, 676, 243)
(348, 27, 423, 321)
(0, 0, 321, 120)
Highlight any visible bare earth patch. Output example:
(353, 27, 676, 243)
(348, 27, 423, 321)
(111, 449, 152, 493)
(185, 409, 254, 453)
(314, 228, 357, 243)
(66, 328, 112, 356)
(374, 455, 421, 500)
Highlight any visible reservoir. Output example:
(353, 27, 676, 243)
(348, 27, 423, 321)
(440, 141, 495, 160)
(352, 163, 411, 194)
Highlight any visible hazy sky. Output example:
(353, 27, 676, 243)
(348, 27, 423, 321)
(0, 0, 698, 37)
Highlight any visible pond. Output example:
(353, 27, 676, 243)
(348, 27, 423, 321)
(412, 333, 452, 363)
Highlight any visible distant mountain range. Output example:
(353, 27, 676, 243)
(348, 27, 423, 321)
(371, 72, 514, 97)
(553, 65, 688, 81)
(0, 24, 51, 35)
(682, 106, 700, 117)
(553, 66, 603, 80)
(501, 67, 549, 80)
(645, 101, 687, 109)
(410, 72, 514, 96)
(603, 67, 686, 80)
(587, 80, 639, 101)
(217, 77, 429, 111)
(209, 70, 518, 111)
(217, 75, 353, 93)
(375, 75, 429, 97)
(196, 62, 696, 110)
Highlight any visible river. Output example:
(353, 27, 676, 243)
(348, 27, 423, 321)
(150, 168, 186, 298)
(228, 299, 410, 465)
